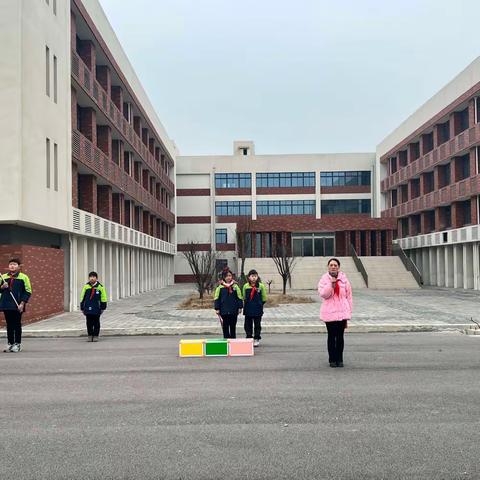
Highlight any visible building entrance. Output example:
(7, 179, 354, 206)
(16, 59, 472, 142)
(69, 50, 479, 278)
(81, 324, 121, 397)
(292, 233, 335, 257)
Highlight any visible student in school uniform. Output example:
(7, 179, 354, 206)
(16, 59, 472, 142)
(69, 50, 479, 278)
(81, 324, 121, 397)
(0, 258, 32, 353)
(242, 269, 267, 347)
(213, 268, 243, 339)
(80, 271, 108, 342)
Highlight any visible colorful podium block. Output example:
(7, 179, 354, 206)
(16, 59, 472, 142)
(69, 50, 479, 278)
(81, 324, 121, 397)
(228, 338, 254, 356)
(179, 339, 205, 357)
(179, 338, 254, 357)
(205, 339, 228, 356)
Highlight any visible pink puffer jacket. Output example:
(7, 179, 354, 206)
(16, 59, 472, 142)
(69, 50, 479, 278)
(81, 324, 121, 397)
(317, 271, 352, 322)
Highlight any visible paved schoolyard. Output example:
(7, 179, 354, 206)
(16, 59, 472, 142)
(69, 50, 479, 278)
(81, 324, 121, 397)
(1, 334, 479, 479)
(4, 285, 478, 337)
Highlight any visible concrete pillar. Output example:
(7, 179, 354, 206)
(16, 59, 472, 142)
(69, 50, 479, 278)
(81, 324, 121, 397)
(453, 244, 464, 289)
(463, 243, 474, 289)
(445, 246, 454, 288)
(473, 243, 480, 290)
(421, 249, 430, 285)
(436, 246, 445, 287)
(428, 248, 437, 286)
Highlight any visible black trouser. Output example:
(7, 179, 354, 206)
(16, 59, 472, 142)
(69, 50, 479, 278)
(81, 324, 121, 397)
(221, 314, 237, 339)
(325, 320, 347, 363)
(4, 310, 22, 345)
(86, 314, 101, 337)
(244, 316, 262, 340)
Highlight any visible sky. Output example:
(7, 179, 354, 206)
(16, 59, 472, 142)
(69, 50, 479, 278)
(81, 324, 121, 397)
(98, 0, 480, 156)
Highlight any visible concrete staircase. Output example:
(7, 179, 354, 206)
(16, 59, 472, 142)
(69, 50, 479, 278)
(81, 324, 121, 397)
(359, 256, 420, 289)
(243, 257, 367, 291)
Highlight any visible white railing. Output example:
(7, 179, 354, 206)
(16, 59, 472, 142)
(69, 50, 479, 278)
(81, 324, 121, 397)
(396, 224, 480, 250)
(72, 208, 176, 255)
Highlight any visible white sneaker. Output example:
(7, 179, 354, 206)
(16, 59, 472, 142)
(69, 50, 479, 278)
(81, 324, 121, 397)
(11, 343, 21, 353)
(253, 340, 260, 347)
(92, 336, 99, 342)
(3, 344, 13, 353)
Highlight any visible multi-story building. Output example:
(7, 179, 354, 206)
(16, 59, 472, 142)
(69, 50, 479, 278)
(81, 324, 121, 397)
(0, 0, 176, 322)
(175, 141, 396, 283)
(379, 57, 480, 289)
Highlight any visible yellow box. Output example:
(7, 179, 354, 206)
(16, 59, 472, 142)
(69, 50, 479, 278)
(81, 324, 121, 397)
(179, 339, 205, 357)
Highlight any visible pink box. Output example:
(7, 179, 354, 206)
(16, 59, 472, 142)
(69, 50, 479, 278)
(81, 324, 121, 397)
(228, 338, 254, 356)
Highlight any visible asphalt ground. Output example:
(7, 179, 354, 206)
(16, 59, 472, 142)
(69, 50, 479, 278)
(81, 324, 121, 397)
(0, 333, 479, 480)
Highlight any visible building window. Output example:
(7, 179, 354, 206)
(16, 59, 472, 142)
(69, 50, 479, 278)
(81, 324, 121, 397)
(215, 201, 252, 216)
(437, 121, 450, 145)
(242, 148, 249, 156)
(320, 171, 371, 187)
(255, 233, 262, 257)
(53, 55, 57, 103)
(391, 189, 398, 207)
(215, 228, 227, 244)
(256, 172, 315, 188)
(53, 143, 58, 191)
(456, 154, 470, 182)
(46, 138, 51, 188)
(422, 132, 434, 154)
(454, 108, 469, 136)
(321, 199, 371, 215)
(215, 173, 251, 189)
(265, 233, 272, 257)
(45, 46, 50, 97)
(256, 200, 315, 216)
(439, 163, 451, 188)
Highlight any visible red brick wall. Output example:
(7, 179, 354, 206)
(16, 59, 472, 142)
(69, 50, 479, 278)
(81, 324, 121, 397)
(215, 188, 251, 196)
(256, 187, 315, 195)
(176, 188, 210, 196)
(320, 185, 371, 194)
(177, 216, 211, 224)
(0, 245, 64, 325)
(96, 65, 111, 96)
(78, 174, 97, 214)
(97, 185, 112, 220)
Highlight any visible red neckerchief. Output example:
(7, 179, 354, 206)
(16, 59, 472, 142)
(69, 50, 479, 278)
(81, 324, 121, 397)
(249, 283, 257, 300)
(334, 279, 340, 297)
(89, 282, 98, 300)
(221, 280, 234, 294)
(8, 272, 18, 289)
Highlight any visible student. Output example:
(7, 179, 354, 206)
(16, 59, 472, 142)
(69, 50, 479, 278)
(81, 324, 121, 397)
(80, 271, 108, 342)
(214, 268, 243, 339)
(242, 269, 267, 347)
(0, 258, 32, 353)
(317, 258, 353, 368)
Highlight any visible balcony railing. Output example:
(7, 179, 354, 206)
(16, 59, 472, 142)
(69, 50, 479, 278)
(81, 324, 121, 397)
(382, 174, 480, 218)
(71, 50, 175, 196)
(381, 123, 480, 193)
(73, 129, 175, 226)
(72, 208, 176, 255)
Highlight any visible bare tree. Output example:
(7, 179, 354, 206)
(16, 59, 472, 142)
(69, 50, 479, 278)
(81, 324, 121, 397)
(271, 242, 297, 295)
(182, 242, 218, 299)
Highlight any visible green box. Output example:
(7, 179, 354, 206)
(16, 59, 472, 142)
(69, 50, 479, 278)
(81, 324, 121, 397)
(205, 339, 228, 356)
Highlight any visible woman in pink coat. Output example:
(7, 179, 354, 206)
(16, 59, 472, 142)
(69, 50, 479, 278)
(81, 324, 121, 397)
(317, 257, 352, 368)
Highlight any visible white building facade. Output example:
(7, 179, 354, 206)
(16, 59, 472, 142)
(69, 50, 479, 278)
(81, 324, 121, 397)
(0, 0, 176, 321)
(378, 57, 480, 290)
(176, 141, 396, 282)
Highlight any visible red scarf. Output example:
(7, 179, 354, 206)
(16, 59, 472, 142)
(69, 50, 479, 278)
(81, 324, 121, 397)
(222, 280, 234, 294)
(249, 283, 257, 300)
(334, 280, 340, 297)
(89, 282, 98, 300)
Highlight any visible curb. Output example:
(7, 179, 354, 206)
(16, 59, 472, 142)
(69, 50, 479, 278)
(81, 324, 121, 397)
(10, 323, 472, 338)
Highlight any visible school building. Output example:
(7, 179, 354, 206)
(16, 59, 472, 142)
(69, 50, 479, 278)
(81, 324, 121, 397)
(175, 142, 400, 287)
(379, 57, 480, 290)
(0, 0, 176, 322)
